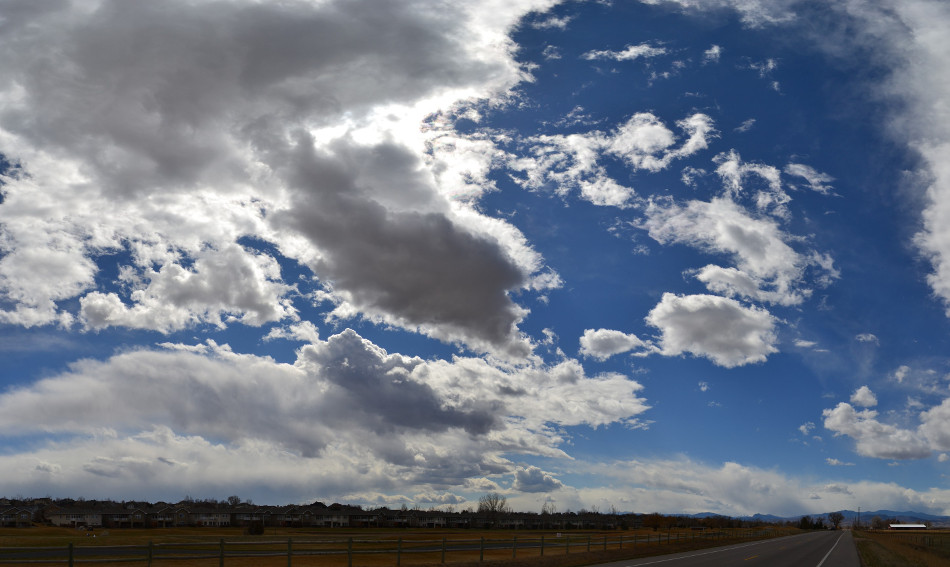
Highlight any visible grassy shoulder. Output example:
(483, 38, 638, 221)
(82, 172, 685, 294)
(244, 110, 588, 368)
(853, 530, 950, 567)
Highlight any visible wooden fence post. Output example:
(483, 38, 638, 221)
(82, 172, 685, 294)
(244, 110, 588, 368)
(512, 536, 517, 559)
(147, 540, 153, 567)
(442, 537, 446, 563)
(479, 537, 484, 562)
(540, 535, 544, 556)
(348, 537, 353, 567)
(68, 543, 74, 567)
(287, 537, 292, 567)
(219, 539, 225, 567)
(397, 537, 402, 567)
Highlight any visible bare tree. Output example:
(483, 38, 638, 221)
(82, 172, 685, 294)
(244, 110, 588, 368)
(478, 492, 510, 528)
(828, 511, 844, 530)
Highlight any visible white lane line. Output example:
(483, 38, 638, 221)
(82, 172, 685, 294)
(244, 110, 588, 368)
(815, 533, 844, 567)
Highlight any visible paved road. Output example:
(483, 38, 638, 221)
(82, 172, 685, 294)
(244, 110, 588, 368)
(591, 531, 859, 567)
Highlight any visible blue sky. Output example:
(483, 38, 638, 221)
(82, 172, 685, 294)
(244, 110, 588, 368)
(2, 0, 950, 517)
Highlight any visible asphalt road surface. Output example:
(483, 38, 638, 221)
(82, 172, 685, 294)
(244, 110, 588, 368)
(591, 531, 859, 567)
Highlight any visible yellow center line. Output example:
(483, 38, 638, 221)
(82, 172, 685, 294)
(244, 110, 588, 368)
(744, 555, 759, 561)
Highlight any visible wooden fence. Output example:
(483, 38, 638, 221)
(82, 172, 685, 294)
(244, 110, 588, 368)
(0, 528, 779, 566)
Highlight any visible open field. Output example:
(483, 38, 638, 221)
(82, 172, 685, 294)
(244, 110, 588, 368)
(853, 530, 950, 566)
(0, 526, 797, 566)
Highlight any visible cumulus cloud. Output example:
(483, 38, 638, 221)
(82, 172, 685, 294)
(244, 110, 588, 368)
(826, 458, 855, 466)
(513, 466, 564, 492)
(640, 196, 831, 306)
(822, 402, 931, 460)
(850, 385, 878, 408)
(645, 293, 777, 368)
(579, 328, 656, 360)
(919, 398, 950, 451)
(0, 329, 650, 499)
(0, 0, 562, 355)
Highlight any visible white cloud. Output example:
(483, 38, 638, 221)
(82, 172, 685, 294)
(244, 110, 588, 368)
(263, 321, 321, 344)
(583, 43, 667, 61)
(822, 402, 931, 460)
(919, 398, 950, 451)
(579, 328, 656, 360)
(80, 244, 295, 332)
(703, 44, 722, 64)
(856, 333, 879, 344)
(531, 14, 573, 29)
(894, 365, 911, 383)
(542, 45, 562, 60)
(826, 458, 854, 466)
(713, 150, 789, 217)
(641, 196, 829, 305)
(734, 118, 756, 133)
(0, 328, 649, 501)
(850, 385, 878, 408)
(645, 293, 778, 368)
(799, 422, 815, 435)
(699, 381, 710, 392)
(0, 0, 565, 356)
(637, 0, 796, 28)
(513, 466, 563, 492)
(784, 163, 835, 194)
(558, 456, 950, 517)
(508, 112, 715, 208)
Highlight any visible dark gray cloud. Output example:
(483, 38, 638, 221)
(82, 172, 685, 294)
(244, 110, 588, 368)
(281, 138, 529, 352)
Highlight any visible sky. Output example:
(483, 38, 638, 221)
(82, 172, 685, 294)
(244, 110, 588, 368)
(2, 0, 950, 518)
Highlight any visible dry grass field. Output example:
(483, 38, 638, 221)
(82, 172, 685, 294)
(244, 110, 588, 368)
(0, 526, 796, 567)
(853, 530, 950, 567)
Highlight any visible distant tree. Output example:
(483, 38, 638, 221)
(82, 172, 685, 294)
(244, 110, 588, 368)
(828, 512, 845, 530)
(478, 493, 510, 528)
(871, 516, 887, 530)
(798, 516, 813, 530)
(541, 501, 558, 515)
(227, 495, 242, 507)
(644, 513, 664, 532)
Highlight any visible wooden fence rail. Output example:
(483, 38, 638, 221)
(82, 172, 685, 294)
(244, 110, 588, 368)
(0, 528, 778, 566)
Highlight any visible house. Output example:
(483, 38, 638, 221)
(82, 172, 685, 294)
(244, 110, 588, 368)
(101, 507, 147, 528)
(45, 506, 103, 528)
(0, 507, 32, 527)
(189, 506, 231, 527)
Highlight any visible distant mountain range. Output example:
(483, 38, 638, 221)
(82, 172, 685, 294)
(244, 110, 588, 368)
(688, 510, 950, 526)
